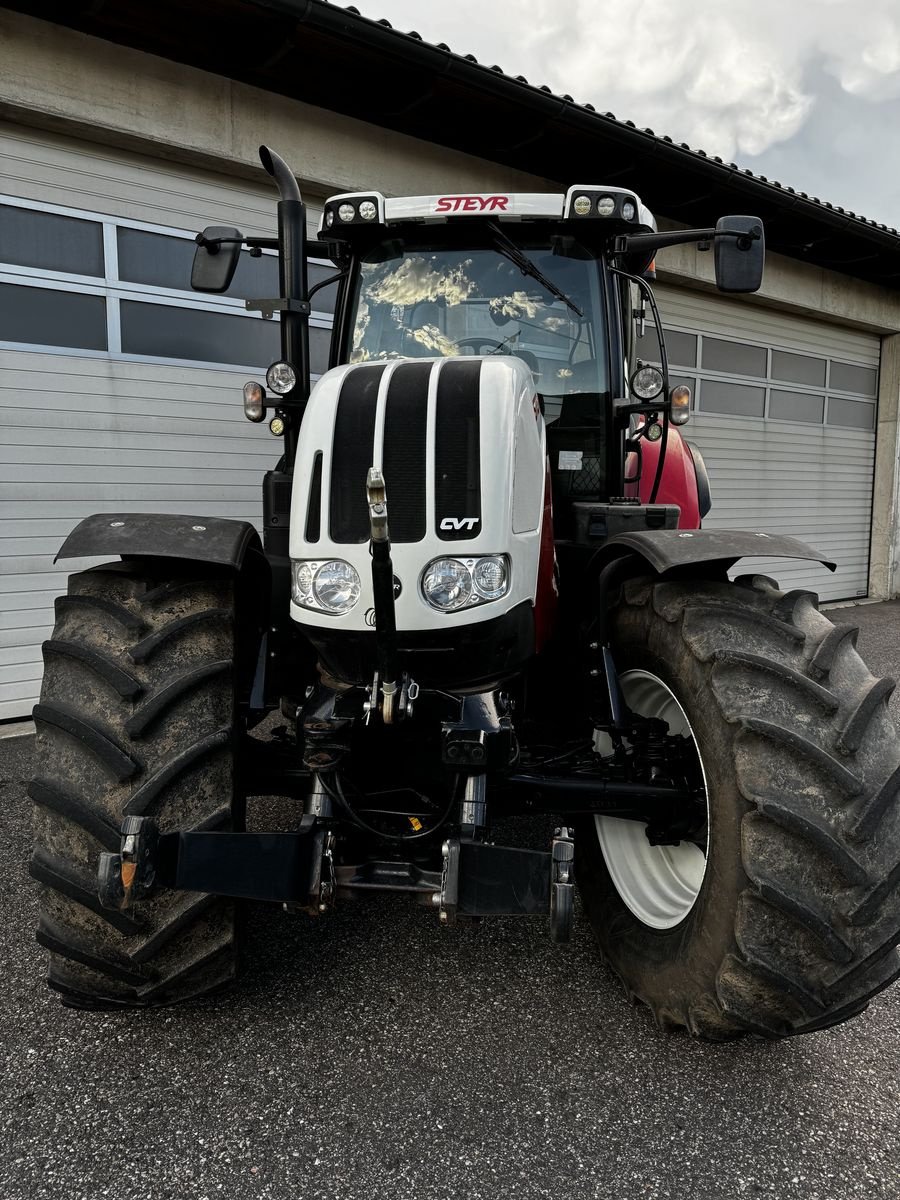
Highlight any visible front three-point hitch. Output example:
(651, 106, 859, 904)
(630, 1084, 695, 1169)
(96, 813, 576, 940)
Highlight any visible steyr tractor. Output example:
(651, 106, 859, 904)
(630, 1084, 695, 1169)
(31, 147, 900, 1040)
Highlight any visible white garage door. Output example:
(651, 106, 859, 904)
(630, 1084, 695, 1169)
(0, 124, 332, 720)
(644, 285, 879, 603)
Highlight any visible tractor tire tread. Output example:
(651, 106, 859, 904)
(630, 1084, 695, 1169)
(589, 572, 900, 1039)
(31, 561, 242, 1009)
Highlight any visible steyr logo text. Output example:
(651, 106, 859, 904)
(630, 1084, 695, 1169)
(435, 196, 509, 213)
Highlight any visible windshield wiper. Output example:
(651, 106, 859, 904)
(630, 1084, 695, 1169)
(487, 222, 583, 318)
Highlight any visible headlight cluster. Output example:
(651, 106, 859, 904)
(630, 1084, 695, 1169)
(290, 554, 511, 619)
(568, 191, 639, 221)
(421, 556, 510, 612)
(324, 196, 380, 228)
(292, 560, 361, 616)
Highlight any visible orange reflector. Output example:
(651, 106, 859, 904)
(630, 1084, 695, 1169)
(409, 817, 423, 832)
(670, 384, 692, 426)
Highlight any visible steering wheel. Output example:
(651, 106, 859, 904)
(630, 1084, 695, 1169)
(453, 337, 510, 355)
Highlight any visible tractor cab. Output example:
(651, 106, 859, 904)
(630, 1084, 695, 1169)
(317, 187, 666, 542)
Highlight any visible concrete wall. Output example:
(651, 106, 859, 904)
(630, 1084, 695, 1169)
(1, 7, 899, 598)
(0, 10, 555, 200)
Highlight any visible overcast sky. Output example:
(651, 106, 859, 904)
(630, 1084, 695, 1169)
(339, 0, 900, 228)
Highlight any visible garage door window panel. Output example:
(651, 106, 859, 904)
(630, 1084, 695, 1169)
(0, 282, 107, 351)
(701, 337, 767, 378)
(636, 327, 697, 368)
(699, 380, 766, 417)
(120, 300, 280, 366)
(829, 361, 878, 397)
(0, 204, 104, 277)
(827, 398, 875, 430)
(768, 389, 825, 424)
(771, 350, 826, 388)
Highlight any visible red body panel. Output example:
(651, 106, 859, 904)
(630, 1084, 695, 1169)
(625, 426, 702, 530)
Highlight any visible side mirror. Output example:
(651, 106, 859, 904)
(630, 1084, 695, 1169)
(191, 226, 243, 293)
(714, 216, 765, 294)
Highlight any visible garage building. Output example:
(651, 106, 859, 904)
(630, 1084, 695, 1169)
(1, 0, 900, 719)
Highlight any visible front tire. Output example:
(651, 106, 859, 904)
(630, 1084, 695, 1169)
(30, 560, 244, 1009)
(577, 574, 900, 1040)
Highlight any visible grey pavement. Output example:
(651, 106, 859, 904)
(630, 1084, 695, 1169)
(1, 602, 899, 1200)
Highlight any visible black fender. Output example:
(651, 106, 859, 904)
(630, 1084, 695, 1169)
(55, 511, 264, 570)
(683, 440, 712, 519)
(592, 528, 836, 577)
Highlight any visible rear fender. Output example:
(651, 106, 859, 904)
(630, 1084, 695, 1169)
(625, 425, 701, 529)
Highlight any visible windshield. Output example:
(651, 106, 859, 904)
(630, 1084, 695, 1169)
(349, 240, 609, 423)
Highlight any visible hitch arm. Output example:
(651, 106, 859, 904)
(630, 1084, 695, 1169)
(98, 816, 321, 909)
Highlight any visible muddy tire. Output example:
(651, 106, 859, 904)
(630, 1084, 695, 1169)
(577, 574, 900, 1040)
(30, 560, 243, 1009)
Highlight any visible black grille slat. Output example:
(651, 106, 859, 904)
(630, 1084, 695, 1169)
(382, 362, 430, 543)
(305, 451, 323, 542)
(329, 365, 384, 543)
(435, 359, 482, 540)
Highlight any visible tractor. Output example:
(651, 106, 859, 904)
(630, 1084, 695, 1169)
(30, 147, 900, 1039)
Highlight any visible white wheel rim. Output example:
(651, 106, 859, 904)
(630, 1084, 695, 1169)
(595, 669, 709, 930)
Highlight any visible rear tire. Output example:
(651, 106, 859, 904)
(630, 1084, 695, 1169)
(30, 560, 244, 1009)
(577, 574, 900, 1040)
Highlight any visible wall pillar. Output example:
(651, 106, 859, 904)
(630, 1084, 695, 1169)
(868, 333, 900, 599)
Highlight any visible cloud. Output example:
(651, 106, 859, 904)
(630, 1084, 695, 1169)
(340, 0, 900, 222)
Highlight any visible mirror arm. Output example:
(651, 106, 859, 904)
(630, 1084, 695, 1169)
(613, 226, 761, 258)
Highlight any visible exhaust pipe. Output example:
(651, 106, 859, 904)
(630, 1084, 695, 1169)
(259, 144, 302, 202)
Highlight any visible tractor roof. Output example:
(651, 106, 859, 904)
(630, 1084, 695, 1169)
(319, 187, 655, 236)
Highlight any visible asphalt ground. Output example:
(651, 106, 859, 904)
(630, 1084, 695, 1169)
(1, 602, 899, 1200)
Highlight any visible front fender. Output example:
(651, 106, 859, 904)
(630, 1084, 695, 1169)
(55, 512, 264, 570)
(594, 528, 836, 576)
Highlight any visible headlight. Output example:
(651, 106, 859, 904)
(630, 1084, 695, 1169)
(359, 200, 377, 221)
(421, 555, 510, 612)
(291, 560, 361, 615)
(631, 364, 665, 400)
(622, 199, 636, 221)
(422, 559, 472, 611)
(267, 361, 297, 395)
(314, 561, 361, 612)
(596, 196, 616, 217)
(473, 556, 508, 600)
(338, 203, 356, 222)
(572, 195, 592, 216)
